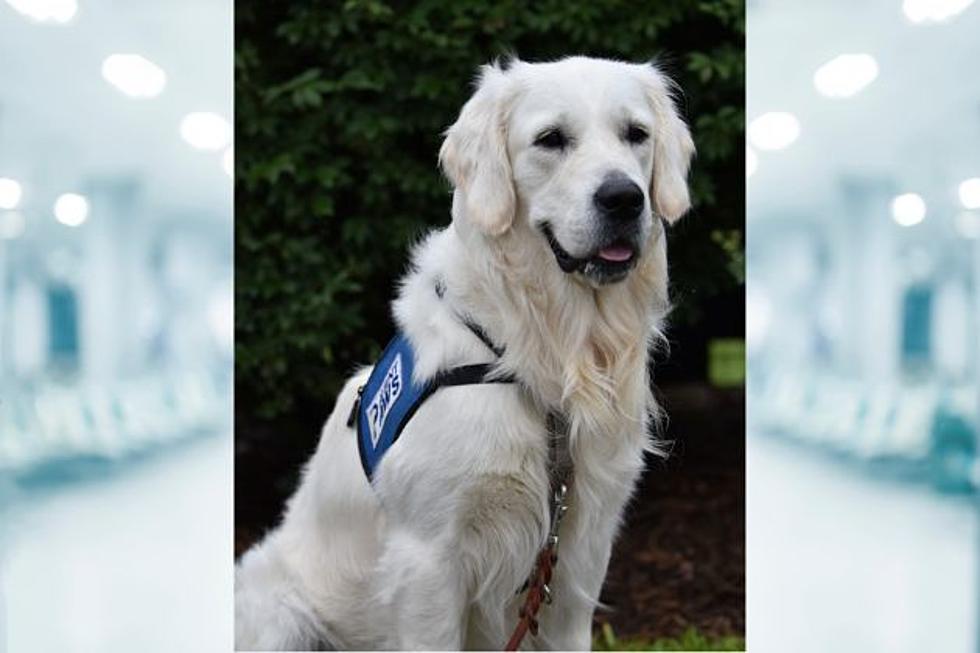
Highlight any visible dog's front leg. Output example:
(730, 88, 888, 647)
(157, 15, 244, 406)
(374, 528, 468, 650)
(538, 519, 618, 651)
(541, 595, 598, 651)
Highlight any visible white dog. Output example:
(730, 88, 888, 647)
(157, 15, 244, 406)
(235, 55, 694, 651)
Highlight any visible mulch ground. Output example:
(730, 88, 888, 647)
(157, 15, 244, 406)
(235, 383, 744, 642)
(593, 384, 745, 641)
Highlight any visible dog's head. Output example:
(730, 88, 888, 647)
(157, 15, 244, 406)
(439, 56, 695, 286)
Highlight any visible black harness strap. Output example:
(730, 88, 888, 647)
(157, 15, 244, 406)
(436, 275, 507, 359)
(458, 317, 506, 359)
(431, 363, 515, 388)
(345, 283, 514, 437)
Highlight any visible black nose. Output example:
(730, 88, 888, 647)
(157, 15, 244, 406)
(593, 177, 644, 221)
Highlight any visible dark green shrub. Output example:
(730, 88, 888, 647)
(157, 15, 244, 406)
(236, 0, 744, 418)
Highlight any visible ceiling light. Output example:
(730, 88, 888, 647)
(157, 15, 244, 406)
(903, 0, 975, 23)
(0, 211, 25, 239)
(746, 146, 758, 178)
(54, 192, 89, 227)
(814, 54, 879, 98)
(180, 112, 232, 151)
(954, 211, 980, 239)
(101, 54, 167, 99)
(0, 177, 22, 209)
(222, 146, 233, 177)
(5, 0, 77, 23)
(957, 177, 980, 209)
(891, 193, 926, 226)
(748, 112, 800, 151)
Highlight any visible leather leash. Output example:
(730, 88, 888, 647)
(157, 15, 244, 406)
(504, 412, 574, 651)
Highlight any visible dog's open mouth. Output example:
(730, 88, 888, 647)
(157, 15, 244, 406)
(541, 223, 638, 284)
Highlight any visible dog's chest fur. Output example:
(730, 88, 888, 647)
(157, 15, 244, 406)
(371, 226, 659, 644)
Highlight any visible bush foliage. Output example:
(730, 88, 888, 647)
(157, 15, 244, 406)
(236, 0, 744, 418)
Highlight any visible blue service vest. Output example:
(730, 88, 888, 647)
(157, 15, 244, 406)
(349, 332, 514, 481)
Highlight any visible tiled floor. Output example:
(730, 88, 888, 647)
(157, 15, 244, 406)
(1, 434, 232, 653)
(748, 434, 978, 653)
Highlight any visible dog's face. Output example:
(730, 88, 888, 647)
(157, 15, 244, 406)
(440, 56, 695, 286)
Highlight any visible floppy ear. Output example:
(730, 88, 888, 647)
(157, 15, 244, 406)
(438, 62, 516, 236)
(643, 65, 696, 224)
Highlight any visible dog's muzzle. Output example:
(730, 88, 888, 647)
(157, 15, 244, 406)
(540, 223, 640, 285)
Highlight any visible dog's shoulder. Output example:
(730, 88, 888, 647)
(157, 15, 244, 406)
(392, 228, 497, 378)
(368, 227, 545, 483)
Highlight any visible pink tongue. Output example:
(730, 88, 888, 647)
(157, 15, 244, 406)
(598, 245, 634, 262)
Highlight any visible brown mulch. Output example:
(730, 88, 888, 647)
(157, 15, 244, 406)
(593, 384, 745, 640)
(236, 383, 744, 641)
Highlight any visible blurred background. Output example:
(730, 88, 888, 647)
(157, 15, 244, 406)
(6, 0, 979, 649)
(0, 1, 233, 651)
(235, 1, 744, 649)
(747, 0, 979, 651)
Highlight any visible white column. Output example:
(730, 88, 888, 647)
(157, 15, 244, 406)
(78, 179, 141, 383)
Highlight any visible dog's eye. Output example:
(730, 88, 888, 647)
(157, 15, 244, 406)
(625, 124, 649, 145)
(534, 128, 568, 150)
